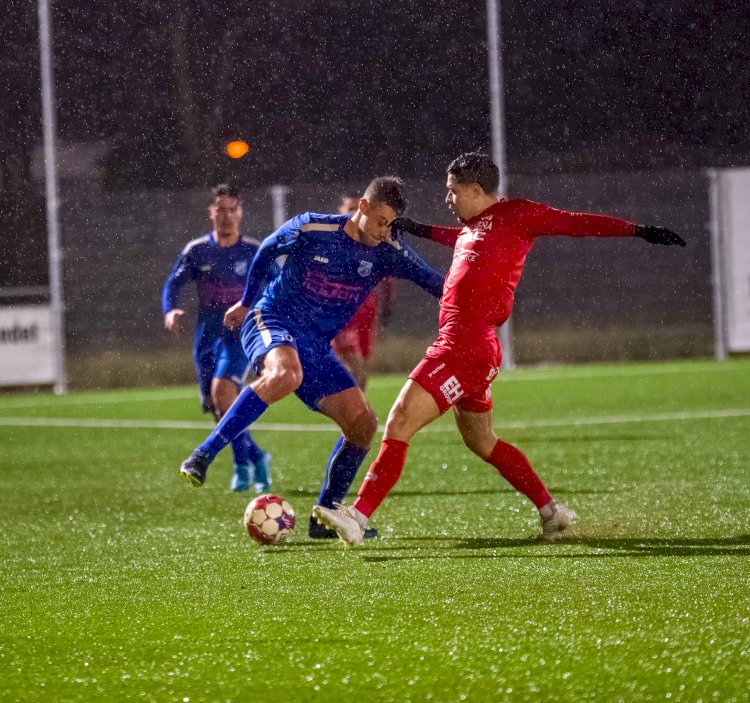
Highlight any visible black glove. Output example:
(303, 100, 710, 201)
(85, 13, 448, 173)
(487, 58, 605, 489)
(388, 216, 432, 239)
(635, 225, 686, 247)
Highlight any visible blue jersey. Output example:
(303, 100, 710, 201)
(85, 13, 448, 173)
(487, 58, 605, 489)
(162, 232, 261, 323)
(241, 213, 444, 341)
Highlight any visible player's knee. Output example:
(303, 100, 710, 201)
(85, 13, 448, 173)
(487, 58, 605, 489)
(350, 406, 378, 445)
(211, 401, 225, 421)
(344, 408, 377, 447)
(385, 399, 409, 433)
(261, 366, 303, 397)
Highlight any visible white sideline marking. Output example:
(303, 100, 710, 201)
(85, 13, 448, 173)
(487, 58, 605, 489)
(488, 408, 750, 430)
(498, 361, 750, 383)
(0, 408, 748, 433)
(0, 417, 329, 432)
(0, 388, 197, 409)
(0, 360, 747, 409)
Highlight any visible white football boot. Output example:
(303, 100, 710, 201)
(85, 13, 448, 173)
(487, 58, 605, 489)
(312, 502, 367, 548)
(539, 501, 578, 542)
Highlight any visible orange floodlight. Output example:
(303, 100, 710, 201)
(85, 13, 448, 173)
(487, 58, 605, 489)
(225, 140, 249, 159)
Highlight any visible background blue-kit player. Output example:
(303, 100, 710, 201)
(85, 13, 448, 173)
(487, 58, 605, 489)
(178, 176, 445, 538)
(162, 183, 272, 493)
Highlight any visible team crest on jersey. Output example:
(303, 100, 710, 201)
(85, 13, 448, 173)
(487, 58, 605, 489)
(233, 260, 248, 277)
(357, 260, 374, 277)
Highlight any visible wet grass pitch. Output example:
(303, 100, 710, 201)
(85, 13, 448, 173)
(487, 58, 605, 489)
(2, 359, 749, 701)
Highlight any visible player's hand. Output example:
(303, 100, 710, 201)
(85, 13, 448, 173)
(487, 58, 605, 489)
(164, 309, 185, 334)
(224, 302, 250, 331)
(388, 217, 432, 239)
(635, 225, 686, 247)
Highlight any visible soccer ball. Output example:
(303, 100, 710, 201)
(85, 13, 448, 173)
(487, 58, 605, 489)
(244, 494, 295, 545)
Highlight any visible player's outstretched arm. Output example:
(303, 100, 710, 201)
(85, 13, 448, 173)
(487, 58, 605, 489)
(527, 201, 685, 246)
(389, 217, 432, 238)
(389, 217, 461, 247)
(634, 225, 686, 247)
(389, 239, 445, 299)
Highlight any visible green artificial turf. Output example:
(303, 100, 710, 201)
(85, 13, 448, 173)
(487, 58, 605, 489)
(1, 359, 749, 702)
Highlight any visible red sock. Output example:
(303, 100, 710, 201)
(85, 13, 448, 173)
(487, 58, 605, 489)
(487, 439, 552, 509)
(353, 439, 409, 518)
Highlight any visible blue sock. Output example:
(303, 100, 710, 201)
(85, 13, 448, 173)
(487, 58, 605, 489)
(230, 431, 253, 466)
(245, 435, 266, 465)
(197, 386, 268, 461)
(316, 437, 369, 509)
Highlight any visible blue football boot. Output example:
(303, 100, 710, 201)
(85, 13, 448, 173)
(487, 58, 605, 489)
(252, 451, 273, 494)
(230, 463, 252, 492)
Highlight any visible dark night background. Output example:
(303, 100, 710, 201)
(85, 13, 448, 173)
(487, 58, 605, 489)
(1, 0, 748, 286)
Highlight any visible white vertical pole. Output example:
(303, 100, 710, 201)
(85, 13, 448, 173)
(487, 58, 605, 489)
(38, 0, 67, 394)
(708, 169, 728, 361)
(270, 184, 289, 230)
(486, 0, 515, 369)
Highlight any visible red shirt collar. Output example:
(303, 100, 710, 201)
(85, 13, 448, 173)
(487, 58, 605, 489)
(464, 198, 507, 227)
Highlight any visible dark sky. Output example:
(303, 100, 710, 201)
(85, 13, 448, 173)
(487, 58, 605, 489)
(4, 0, 750, 189)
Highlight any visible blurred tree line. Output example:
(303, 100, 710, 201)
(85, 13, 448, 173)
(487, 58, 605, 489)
(1, 0, 748, 287)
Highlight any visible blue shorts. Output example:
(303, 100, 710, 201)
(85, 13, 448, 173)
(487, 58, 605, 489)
(241, 308, 356, 411)
(193, 320, 249, 409)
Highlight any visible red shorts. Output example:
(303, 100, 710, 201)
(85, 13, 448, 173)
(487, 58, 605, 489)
(331, 292, 378, 359)
(410, 355, 499, 415)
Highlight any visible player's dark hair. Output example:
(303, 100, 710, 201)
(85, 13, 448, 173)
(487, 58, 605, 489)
(363, 176, 407, 216)
(447, 153, 499, 194)
(210, 183, 241, 204)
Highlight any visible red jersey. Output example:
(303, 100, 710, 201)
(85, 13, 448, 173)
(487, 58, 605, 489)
(425, 199, 636, 371)
(331, 279, 394, 359)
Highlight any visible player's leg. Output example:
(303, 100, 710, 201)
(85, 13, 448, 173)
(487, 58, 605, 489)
(209, 377, 268, 492)
(179, 344, 301, 487)
(313, 376, 443, 546)
(453, 405, 577, 541)
(453, 405, 553, 506)
(312, 386, 382, 539)
(331, 328, 367, 389)
(356, 378, 442, 509)
(317, 387, 377, 505)
(356, 301, 378, 392)
(337, 347, 366, 389)
(289, 349, 375, 538)
(214, 339, 272, 493)
(193, 323, 218, 418)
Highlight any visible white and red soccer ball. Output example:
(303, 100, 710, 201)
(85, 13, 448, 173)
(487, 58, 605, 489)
(244, 494, 295, 545)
